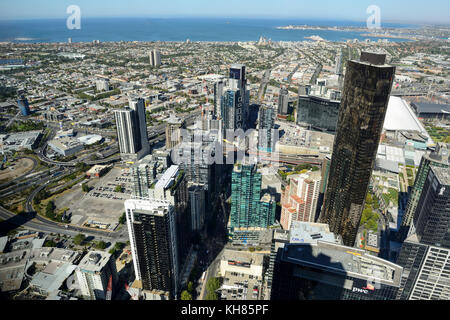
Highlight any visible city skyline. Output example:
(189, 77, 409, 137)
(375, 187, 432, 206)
(0, 0, 449, 25)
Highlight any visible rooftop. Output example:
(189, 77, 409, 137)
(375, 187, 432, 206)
(78, 251, 112, 273)
(430, 165, 450, 186)
(282, 241, 403, 286)
(154, 165, 179, 190)
(289, 222, 340, 245)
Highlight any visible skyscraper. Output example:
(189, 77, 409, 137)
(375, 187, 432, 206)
(221, 64, 250, 132)
(278, 87, 289, 115)
(230, 164, 262, 230)
(319, 52, 395, 246)
(214, 80, 224, 118)
(149, 49, 161, 67)
(17, 95, 30, 116)
(188, 183, 206, 232)
(281, 170, 322, 229)
(258, 105, 276, 152)
(125, 198, 179, 299)
(114, 98, 150, 162)
(165, 113, 185, 150)
(131, 155, 155, 198)
(399, 143, 450, 241)
(269, 223, 403, 300)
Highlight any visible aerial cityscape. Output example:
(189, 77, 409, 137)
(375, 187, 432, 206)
(0, 0, 449, 307)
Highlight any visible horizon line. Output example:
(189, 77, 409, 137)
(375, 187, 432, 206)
(0, 15, 447, 26)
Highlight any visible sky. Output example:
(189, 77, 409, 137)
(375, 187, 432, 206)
(0, 0, 449, 24)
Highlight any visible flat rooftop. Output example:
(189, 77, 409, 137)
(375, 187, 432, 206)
(289, 222, 340, 245)
(282, 241, 402, 286)
(154, 165, 179, 190)
(78, 251, 112, 273)
(221, 249, 264, 266)
(430, 165, 450, 186)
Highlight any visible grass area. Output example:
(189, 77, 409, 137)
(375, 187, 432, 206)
(424, 124, 450, 143)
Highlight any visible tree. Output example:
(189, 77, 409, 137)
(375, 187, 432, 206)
(181, 290, 193, 300)
(82, 183, 90, 193)
(119, 212, 126, 225)
(44, 240, 57, 247)
(95, 241, 107, 250)
(206, 278, 220, 293)
(187, 281, 194, 293)
(73, 233, 86, 246)
(45, 201, 56, 220)
(115, 185, 124, 193)
(205, 291, 218, 300)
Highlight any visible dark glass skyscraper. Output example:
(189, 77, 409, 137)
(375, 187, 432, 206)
(319, 52, 396, 246)
(17, 95, 31, 116)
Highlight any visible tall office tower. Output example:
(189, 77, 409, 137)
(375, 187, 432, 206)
(214, 80, 224, 118)
(131, 155, 155, 198)
(268, 222, 403, 300)
(188, 183, 206, 232)
(278, 87, 289, 115)
(258, 105, 276, 152)
(151, 165, 190, 266)
(399, 143, 450, 241)
(76, 251, 118, 300)
(175, 141, 216, 209)
(165, 114, 185, 149)
(125, 198, 179, 299)
(221, 64, 250, 131)
(395, 165, 450, 300)
(149, 49, 161, 67)
(297, 85, 341, 132)
(319, 52, 395, 246)
(114, 98, 150, 162)
(17, 95, 30, 116)
(396, 237, 450, 300)
(280, 171, 322, 229)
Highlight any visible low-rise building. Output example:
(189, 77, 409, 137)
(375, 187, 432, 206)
(48, 137, 84, 157)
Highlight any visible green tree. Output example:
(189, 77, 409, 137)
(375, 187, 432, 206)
(44, 240, 57, 247)
(73, 234, 86, 245)
(187, 281, 194, 293)
(115, 185, 124, 193)
(82, 183, 90, 193)
(181, 290, 193, 300)
(205, 291, 218, 300)
(119, 212, 126, 225)
(95, 241, 107, 250)
(206, 278, 220, 293)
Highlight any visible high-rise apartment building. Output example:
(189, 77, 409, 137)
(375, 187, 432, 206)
(221, 64, 250, 132)
(149, 49, 161, 67)
(76, 251, 118, 300)
(230, 164, 276, 230)
(125, 198, 179, 299)
(151, 165, 190, 266)
(258, 105, 276, 152)
(165, 113, 185, 149)
(399, 143, 450, 241)
(319, 52, 395, 246)
(278, 87, 289, 115)
(281, 171, 322, 229)
(114, 98, 150, 162)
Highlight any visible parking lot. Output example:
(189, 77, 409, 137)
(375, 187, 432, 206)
(54, 166, 133, 230)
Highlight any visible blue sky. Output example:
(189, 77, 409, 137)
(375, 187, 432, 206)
(0, 0, 449, 24)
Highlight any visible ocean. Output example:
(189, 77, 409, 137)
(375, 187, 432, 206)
(0, 18, 415, 43)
